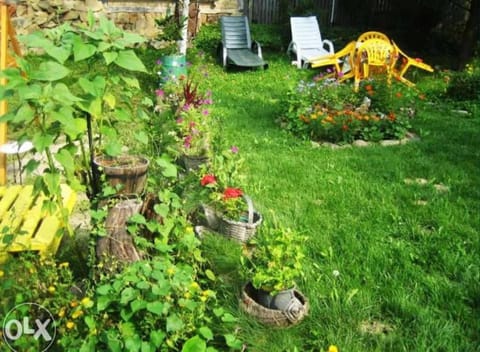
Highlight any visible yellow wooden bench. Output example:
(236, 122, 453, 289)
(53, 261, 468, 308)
(0, 184, 77, 263)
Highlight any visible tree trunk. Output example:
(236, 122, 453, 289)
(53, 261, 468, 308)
(179, 0, 190, 55)
(96, 198, 144, 263)
(457, 0, 480, 70)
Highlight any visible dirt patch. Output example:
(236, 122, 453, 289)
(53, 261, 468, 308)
(359, 320, 394, 335)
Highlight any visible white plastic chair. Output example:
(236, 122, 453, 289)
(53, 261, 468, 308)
(287, 16, 334, 68)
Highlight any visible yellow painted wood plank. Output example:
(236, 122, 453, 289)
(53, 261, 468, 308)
(0, 184, 21, 218)
(0, 185, 35, 233)
(0, 186, 6, 197)
(0, 184, 77, 260)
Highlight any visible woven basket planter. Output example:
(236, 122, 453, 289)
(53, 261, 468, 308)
(218, 195, 262, 242)
(182, 154, 209, 171)
(240, 282, 309, 327)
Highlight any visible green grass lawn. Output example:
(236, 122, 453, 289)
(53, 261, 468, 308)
(193, 53, 480, 351)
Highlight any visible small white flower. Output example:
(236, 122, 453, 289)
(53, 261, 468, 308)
(332, 270, 340, 277)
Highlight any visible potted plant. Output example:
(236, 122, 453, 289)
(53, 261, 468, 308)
(155, 3, 189, 83)
(69, 13, 152, 196)
(240, 226, 309, 326)
(0, 22, 86, 214)
(195, 146, 262, 241)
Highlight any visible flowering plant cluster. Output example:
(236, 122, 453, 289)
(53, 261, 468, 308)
(198, 146, 249, 220)
(155, 72, 214, 158)
(283, 75, 426, 143)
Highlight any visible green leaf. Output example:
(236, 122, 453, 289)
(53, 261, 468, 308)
(113, 107, 131, 122)
(198, 326, 214, 341)
(114, 50, 147, 73)
(146, 302, 164, 315)
(55, 149, 75, 176)
(224, 334, 243, 349)
(134, 131, 149, 145)
(149, 331, 165, 348)
(130, 299, 146, 312)
(121, 76, 140, 89)
(221, 313, 238, 323)
(166, 314, 184, 332)
(13, 104, 35, 124)
(119, 321, 136, 338)
(182, 336, 206, 352)
(73, 38, 97, 62)
(205, 269, 216, 281)
(104, 140, 123, 157)
(29, 61, 70, 81)
(78, 76, 106, 97)
(97, 295, 111, 311)
(52, 83, 83, 104)
(120, 287, 137, 305)
(45, 45, 72, 64)
(156, 158, 177, 178)
(32, 133, 54, 153)
(97, 284, 112, 295)
(153, 204, 169, 218)
(103, 51, 118, 65)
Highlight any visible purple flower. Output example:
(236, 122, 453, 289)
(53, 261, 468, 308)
(184, 135, 192, 148)
(203, 98, 213, 105)
(176, 117, 184, 124)
(156, 59, 163, 65)
(230, 146, 239, 154)
(155, 89, 165, 97)
(183, 103, 190, 111)
(202, 109, 209, 116)
(338, 71, 344, 78)
(189, 121, 196, 128)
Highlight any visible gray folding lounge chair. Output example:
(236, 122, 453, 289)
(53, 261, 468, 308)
(219, 16, 267, 69)
(287, 16, 334, 68)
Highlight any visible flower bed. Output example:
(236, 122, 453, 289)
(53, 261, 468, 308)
(282, 75, 426, 144)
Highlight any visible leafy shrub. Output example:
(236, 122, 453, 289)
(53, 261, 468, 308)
(282, 75, 424, 143)
(193, 24, 221, 57)
(251, 24, 286, 51)
(445, 65, 480, 102)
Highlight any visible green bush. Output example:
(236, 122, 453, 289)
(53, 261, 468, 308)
(193, 24, 221, 57)
(445, 67, 480, 102)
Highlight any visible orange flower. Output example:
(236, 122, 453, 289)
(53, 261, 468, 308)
(395, 92, 402, 98)
(415, 57, 423, 62)
(418, 94, 426, 100)
(388, 112, 396, 121)
(365, 84, 373, 91)
(342, 124, 349, 131)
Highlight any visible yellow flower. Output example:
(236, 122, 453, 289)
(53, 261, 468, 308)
(58, 307, 66, 318)
(190, 282, 200, 290)
(70, 300, 78, 308)
(328, 345, 338, 352)
(59, 262, 69, 269)
(81, 297, 93, 308)
(200, 296, 207, 302)
(0, 270, 4, 278)
(72, 310, 83, 319)
(47, 286, 56, 294)
(167, 267, 175, 276)
(184, 292, 192, 299)
(66, 321, 75, 330)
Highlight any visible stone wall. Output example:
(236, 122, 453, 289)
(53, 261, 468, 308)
(11, 0, 241, 39)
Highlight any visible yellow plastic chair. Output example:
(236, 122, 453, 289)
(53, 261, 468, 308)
(357, 31, 390, 43)
(310, 41, 357, 81)
(354, 38, 396, 91)
(391, 40, 434, 87)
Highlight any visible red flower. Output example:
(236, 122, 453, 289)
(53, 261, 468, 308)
(223, 187, 243, 199)
(200, 174, 216, 186)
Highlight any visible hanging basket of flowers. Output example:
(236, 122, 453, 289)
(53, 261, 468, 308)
(218, 193, 262, 242)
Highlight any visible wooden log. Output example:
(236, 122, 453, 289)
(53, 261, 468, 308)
(96, 198, 143, 263)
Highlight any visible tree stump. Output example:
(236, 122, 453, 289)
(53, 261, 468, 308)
(96, 198, 143, 263)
